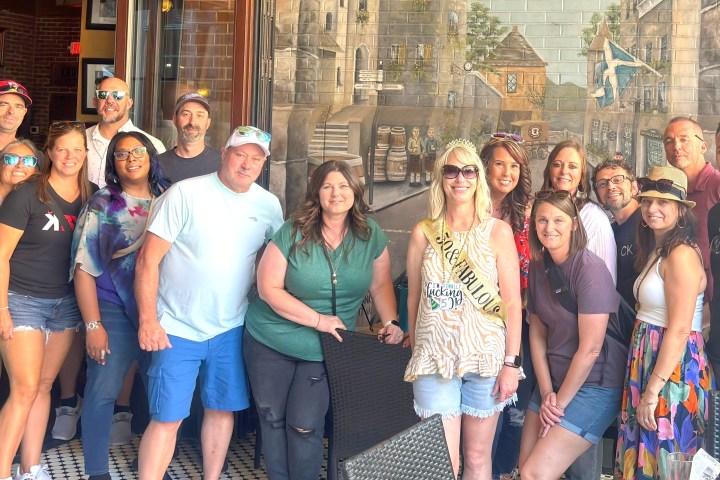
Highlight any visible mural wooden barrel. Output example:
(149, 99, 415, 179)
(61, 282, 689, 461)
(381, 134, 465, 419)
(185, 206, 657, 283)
(307, 155, 323, 183)
(390, 127, 406, 150)
(386, 150, 407, 182)
(373, 147, 388, 182)
(344, 155, 366, 185)
(377, 126, 391, 148)
(307, 151, 365, 185)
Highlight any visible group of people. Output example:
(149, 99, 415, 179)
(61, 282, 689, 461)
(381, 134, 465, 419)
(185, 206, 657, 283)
(0, 70, 718, 480)
(401, 117, 719, 480)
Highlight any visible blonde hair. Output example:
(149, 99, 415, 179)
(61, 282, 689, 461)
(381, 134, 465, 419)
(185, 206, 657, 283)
(428, 139, 492, 221)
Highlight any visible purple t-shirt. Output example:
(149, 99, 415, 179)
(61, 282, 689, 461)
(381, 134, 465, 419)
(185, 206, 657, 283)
(527, 248, 624, 390)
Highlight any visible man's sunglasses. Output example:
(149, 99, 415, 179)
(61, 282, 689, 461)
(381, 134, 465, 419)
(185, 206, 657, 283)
(492, 132, 523, 143)
(638, 178, 687, 200)
(113, 146, 147, 161)
(95, 90, 129, 101)
(441, 164, 479, 180)
(0, 83, 27, 95)
(3, 153, 38, 168)
(234, 126, 271, 142)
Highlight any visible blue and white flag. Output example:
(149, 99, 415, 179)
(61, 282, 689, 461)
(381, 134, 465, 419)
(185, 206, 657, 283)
(591, 38, 659, 108)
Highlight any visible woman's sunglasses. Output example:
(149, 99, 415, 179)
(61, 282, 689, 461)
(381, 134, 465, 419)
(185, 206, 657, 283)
(233, 126, 271, 142)
(638, 177, 687, 200)
(3, 153, 38, 168)
(492, 132, 523, 143)
(113, 146, 147, 161)
(535, 189, 571, 200)
(441, 164, 479, 180)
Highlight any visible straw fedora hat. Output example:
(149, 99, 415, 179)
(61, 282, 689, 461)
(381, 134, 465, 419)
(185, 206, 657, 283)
(634, 166, 695, 208)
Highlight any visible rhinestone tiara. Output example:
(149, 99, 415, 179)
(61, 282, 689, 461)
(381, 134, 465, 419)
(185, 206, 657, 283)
(445, 138, 477, 153)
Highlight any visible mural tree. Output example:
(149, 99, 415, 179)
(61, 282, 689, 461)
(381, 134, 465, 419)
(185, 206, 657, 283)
(465, 3, 508, 71)
(580, 3, 621, 57)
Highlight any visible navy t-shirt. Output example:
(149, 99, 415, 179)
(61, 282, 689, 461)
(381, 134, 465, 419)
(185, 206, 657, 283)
(612, 208, 641, 307)
(706, 202, 720, 369)
(0, 180, 83, 298)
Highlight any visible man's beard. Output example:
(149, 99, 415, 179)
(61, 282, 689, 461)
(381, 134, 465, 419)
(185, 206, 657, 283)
(180, 126, 203, 143)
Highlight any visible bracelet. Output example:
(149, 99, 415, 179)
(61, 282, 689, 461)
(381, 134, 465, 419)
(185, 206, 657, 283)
(0, 306, 8, 310)
(653, 371, 667, 383)
(85, 321, 102, 331)
(640, 395, 659, 406)
(383, 319, 401, 328)
(314, 314, 321, 329)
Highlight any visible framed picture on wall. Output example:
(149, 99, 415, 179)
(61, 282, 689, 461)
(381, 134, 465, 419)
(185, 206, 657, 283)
(86, 0, 117, 30)
(81, 58, 115, 115)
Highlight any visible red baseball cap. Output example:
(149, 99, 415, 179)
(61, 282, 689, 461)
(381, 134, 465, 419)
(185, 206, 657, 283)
(0, 80, 32, 106)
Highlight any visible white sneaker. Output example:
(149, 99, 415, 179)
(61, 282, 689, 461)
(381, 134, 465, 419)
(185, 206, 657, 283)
(51, 396, 82, 440)
(15, 465, 51, 480)
(109, 411, 133, 445)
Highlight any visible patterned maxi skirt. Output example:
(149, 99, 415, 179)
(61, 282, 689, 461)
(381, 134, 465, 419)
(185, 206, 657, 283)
(615, 320, 715, 480)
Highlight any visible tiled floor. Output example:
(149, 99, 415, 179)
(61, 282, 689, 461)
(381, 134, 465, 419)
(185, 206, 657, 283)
(23, 434, 281, 480)
(25, 434, 614, 480)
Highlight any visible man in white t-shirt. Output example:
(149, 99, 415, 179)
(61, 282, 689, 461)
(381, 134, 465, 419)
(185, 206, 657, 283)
(135, 126, 283, 480)
(85, 77, 166, 187)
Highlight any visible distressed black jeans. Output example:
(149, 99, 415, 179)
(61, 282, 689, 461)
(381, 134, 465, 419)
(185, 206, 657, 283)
(243, 331, 330, 480)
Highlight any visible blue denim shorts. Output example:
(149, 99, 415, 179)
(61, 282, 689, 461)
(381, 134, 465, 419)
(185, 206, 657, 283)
(147, 325, 249, 422)
(528, 385, 622, 445)
(412, 373, 517, 419)
(8, 291, 82, 333)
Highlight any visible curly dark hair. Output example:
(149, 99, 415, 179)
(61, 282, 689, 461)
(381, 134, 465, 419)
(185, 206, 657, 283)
(479, 136, 531, 234)
(591, 158, 636, 199)
(290, 160, 371, 256)
(105, 131, 169, 207)
(634, 202, 699, 271)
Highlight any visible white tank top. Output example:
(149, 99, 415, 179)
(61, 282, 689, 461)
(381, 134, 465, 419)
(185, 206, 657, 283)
(634, 256, 703, 331)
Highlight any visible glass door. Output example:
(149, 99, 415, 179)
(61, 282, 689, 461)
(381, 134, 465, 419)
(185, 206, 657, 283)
(125, 0, 239, 151)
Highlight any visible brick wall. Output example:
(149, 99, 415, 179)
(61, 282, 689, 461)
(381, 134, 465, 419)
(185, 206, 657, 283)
(0, 12, 80, 147)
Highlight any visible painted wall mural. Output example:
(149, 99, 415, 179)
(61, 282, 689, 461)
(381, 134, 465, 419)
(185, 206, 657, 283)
(268, 0, 720, 213)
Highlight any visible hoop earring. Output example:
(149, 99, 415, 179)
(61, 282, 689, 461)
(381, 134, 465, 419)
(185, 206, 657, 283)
(641, 221, 648, 228)
(677, 216, 686, 229)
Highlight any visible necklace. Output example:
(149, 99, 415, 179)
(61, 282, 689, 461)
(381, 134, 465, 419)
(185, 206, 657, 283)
(441, 216, 477, 283)
(325, 248, 338, 285)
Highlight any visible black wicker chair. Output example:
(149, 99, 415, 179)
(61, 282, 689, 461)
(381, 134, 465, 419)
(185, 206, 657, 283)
(340, 414, 454, 480)
(706, 390, 720, 460)
(321, 329, 419, 480)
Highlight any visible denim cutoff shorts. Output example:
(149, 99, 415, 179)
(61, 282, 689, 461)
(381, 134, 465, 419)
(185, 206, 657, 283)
(413, 372, 517, 419)
(528, 385, 622, 445)
(8, 291, 82, 333)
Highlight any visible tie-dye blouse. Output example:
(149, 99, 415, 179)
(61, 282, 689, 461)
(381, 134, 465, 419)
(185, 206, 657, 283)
(70, 187, 152, 326)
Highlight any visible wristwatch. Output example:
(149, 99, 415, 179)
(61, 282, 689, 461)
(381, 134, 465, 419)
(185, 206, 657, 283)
(85, 321, 102, 331)
(383, 319, 401, 328)
(503, 355, 521, 368)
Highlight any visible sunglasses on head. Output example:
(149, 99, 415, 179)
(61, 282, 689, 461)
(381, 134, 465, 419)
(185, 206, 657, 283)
(492, 132, 523, 143)
(3, 153, 38, 168)
(234, 126, 271, 143)
(535, 189, 572, 200)
(441, 164, 479, 180)
(113, 146, 147, 161)
(638, 178, 687, 200)
(95, 90, 128, 101)
(51, 120, 85, 128)
(0, 83, 27, 96)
